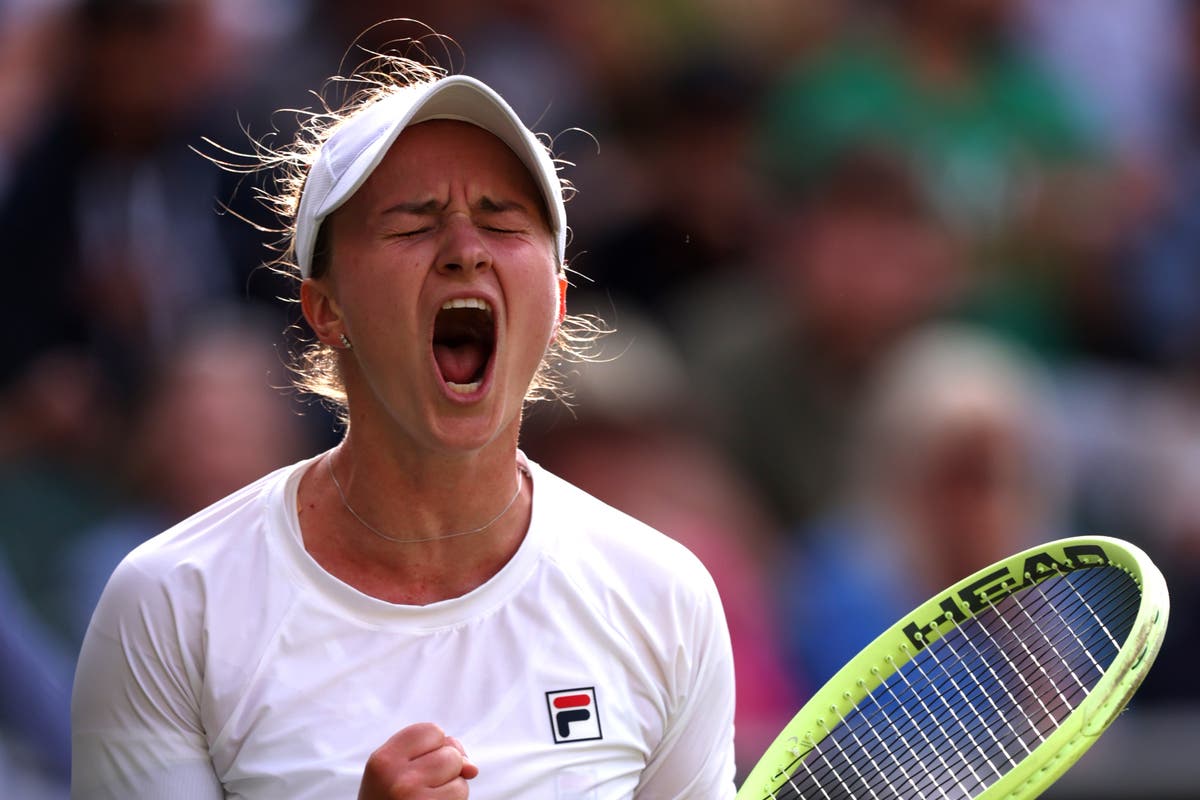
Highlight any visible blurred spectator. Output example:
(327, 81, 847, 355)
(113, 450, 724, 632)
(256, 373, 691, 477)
(1016, 0, 1186, 164)
(757, 0, 1115, 359)
(0, 0, 75, 201)
(678, 151, 963, 528)
(57, 311, 318, 648)
(0, 554, 71, 798)
(1135, 383, 1200, 704)
(0, 311, 313, 791)
(523, 313, 803, 780)
(0, 0, 289, 401)
(0, 0, 307, 649)
(581, 52, 769, 324)
(1046, 0, 1200, 595)
(0, 348, 121, 647)
(1119, 1, 1200, 369)
(774, 323, 1065, 684)
(1050, 360, 1200, 707)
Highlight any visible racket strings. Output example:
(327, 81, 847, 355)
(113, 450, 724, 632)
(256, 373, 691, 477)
(993, 569, 1140, 727)
(762, 565, 1140, 799)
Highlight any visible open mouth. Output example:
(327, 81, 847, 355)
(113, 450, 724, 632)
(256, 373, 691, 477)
(432, 297, 496, 395)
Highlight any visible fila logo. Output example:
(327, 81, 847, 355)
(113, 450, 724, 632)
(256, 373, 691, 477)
(546, 687, 602, 744)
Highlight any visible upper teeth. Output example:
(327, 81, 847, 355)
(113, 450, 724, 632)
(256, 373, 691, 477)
(442, 297, 492, 313)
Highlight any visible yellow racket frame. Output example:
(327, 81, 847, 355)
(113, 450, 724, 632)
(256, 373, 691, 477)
(738, 535, 1170, 800)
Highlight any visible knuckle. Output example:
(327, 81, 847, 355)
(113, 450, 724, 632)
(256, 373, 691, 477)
(388, 771, 422, 797)
(431, 743, 464, 773)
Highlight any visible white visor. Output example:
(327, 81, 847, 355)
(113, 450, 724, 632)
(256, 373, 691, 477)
(293, 75, 566, 277)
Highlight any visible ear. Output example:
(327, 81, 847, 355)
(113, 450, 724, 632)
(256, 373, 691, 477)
(557, 276, 568, 325)
(300, 278, 346, 347)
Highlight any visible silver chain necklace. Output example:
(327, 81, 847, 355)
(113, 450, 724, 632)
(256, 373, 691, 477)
(326, 455, 528, 544)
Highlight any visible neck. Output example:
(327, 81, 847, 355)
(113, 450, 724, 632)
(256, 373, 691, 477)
(296, 436, 532, 604)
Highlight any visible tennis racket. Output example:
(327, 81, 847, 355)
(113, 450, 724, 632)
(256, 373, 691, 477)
(738, 535, 1169, 799)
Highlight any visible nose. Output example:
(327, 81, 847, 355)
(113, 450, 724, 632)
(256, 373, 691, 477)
(435, 214, 492, 277)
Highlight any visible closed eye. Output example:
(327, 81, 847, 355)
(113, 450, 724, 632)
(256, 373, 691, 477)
(479, 210, 533, 235)
(390, 227, 433, 238)
(476, 195, 538, 232)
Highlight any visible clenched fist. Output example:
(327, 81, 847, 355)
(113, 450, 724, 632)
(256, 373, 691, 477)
(358, 723, 479, 799)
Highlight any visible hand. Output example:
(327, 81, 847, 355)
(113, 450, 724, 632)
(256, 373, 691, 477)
(357, 723, 479, 799)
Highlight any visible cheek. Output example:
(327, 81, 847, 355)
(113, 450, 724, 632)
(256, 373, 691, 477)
(528, 276, 561, 348)
(506, 250, 562, 338)
(509, 274, 562, 369)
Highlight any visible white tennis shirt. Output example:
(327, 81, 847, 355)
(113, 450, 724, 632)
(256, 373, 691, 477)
(71, 455, 737, 799)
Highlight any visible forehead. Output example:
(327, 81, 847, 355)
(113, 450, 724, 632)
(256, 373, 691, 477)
(351, 119, 545, 208)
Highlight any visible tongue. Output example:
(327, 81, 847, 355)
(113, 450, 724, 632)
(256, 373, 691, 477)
(434, 342, 487, 385)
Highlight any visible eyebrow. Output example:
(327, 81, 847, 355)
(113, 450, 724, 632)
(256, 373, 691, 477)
(379, 196, 532, 217)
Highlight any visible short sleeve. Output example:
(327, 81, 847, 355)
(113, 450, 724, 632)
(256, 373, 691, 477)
(71, 555, 224, 800)
(633, 566, 738, 799)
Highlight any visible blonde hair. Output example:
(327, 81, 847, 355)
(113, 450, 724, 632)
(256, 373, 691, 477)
(204, 48, 604, 423)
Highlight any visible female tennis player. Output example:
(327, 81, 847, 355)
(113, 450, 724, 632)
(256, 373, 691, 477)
(70, 54, 736, 799)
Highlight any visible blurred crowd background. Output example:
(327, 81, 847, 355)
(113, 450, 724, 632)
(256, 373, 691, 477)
(2, 0, 1199, 796)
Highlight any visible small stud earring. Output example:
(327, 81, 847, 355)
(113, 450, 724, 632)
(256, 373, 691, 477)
(339, 334, 353, 350)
